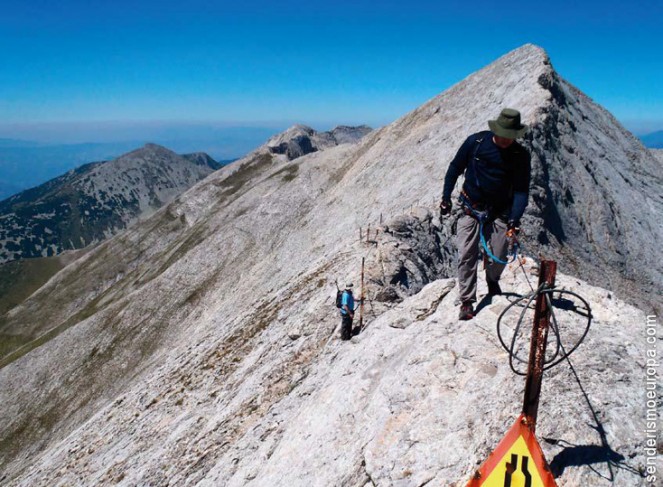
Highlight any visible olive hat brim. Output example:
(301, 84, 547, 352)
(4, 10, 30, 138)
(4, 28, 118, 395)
(488, 119, 528, 139)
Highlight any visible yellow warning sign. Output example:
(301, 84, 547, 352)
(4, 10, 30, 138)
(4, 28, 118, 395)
(481, 436, 545, 486)
(466, 414, 558, 487)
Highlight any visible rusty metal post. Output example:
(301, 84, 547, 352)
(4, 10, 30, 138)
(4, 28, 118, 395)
(359, 226, 362, 242)
(359, 257, 365, 331)
(522, 260, 557, 432)
(366, 224, 370, 243)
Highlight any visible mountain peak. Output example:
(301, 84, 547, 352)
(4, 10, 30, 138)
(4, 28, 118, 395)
(444, 43, 553, 120)
(288, 123, 315, 133)
(0, 142, 219, 263)
(510, 42, 549, 58)
(143, 142, 166, 150)
(119, 142, 177, 160)
(266, 124, 372, 160)
(488, 43, 551, 72)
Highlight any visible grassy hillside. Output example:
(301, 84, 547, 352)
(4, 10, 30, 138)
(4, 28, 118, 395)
(0, 250, 89, 359)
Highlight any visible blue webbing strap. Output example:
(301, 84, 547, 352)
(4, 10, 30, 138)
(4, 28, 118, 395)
(459, 192, 516, 266)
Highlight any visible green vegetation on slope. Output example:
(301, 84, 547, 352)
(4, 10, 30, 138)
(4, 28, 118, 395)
(0, 257, 66, 317)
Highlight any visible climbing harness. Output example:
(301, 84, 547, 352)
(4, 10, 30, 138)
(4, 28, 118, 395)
(458, 191, 519, 266)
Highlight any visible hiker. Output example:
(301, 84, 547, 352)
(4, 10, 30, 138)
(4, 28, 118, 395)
(439, 108, 531, 320)
(339, 283, 355, 340)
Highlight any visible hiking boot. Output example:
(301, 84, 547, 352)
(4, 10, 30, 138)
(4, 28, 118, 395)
(487, 280, 502, 296)
(459, 302, 475, 321)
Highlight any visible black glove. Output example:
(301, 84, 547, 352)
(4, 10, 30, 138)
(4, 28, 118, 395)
(439, 198, 452, 217)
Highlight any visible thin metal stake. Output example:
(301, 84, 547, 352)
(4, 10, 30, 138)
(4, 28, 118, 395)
(359, 257, 365, 331)
(522, 260, 557, 432)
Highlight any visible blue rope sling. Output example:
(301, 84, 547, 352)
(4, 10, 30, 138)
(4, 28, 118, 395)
(459, 192, 519, 266)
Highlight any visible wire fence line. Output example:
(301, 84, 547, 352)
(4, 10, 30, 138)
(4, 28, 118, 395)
(357, 196, 442, 243)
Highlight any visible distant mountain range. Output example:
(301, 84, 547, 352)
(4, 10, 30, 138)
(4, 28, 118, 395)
(0, 144, 221, 263)
(640, 130, 663, 148)
(0, 141, 143, 201)
(0, 181, 22, 200)
(0, 138, 41, 148)
(0, 126, 279, 200)
(0, 123, 370, 265)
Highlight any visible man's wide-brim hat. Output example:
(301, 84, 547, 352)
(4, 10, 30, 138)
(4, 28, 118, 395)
(488, 108, 528, 139)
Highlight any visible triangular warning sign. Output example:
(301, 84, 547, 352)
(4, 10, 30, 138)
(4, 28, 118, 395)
(467, 414, 558, 487)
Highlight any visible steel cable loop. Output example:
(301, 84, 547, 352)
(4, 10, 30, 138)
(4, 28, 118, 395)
(496, 283, 545, 368)
(439, 208, 592, 374)
(496, 285, 593, 376)
(542, 290, 593, 370)
(507, 284, 545, 376)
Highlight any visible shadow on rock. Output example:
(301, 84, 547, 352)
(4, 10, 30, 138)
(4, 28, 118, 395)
(545, 439, 634, 479)
(544, 357, 646, 481)
(475, 292, 523, 315)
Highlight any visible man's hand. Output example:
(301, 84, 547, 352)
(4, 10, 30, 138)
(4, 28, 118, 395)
(506, 221, 520, 254)
(439, 198, 452, 217)
(506, 220, 520, 255)
(506, 220, 520, 238)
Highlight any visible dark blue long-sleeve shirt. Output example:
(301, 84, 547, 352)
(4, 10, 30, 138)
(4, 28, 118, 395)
(443, 131, 531, 223)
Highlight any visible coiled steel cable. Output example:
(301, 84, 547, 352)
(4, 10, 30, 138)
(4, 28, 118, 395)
(496, 283, 593, 376)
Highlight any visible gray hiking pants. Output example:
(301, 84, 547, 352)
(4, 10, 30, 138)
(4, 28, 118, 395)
(457, 214, 508, 303)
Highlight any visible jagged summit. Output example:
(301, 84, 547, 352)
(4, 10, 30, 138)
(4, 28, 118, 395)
(0, 45, 657, 486)
(391, 44, 552, 141)
(266, 123, 372, 160)
(329, 124, 373, 144)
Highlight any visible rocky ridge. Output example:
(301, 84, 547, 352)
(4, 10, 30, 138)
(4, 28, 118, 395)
(182, 152, 224, 169)
(0, 45, 659, 486)
(650, 148, 663, 163)
(266, 124, 373, 160)
(0, 127, 371, 362)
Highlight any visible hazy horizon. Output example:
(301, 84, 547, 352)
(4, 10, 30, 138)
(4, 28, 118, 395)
(0, 122, 290, 155)
(1, 113, 660, 204)
(0, 117, 659, 155)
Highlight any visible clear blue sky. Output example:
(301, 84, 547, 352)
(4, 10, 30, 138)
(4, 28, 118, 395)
(1, 0, 661, 139)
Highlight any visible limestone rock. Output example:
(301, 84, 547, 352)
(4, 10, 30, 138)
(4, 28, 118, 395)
(266, 124, 372, 161)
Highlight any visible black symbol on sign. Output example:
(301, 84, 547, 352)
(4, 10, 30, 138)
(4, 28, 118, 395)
(503, 454, 532, 487)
